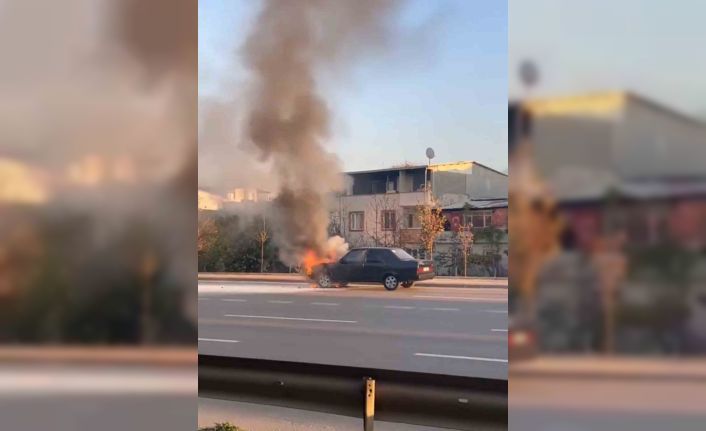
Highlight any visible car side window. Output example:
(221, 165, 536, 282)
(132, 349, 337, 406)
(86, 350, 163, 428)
(366, 249, 391, 263)
(341, 249, 366, 264)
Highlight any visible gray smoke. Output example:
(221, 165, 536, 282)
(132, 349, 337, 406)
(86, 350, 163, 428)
(0, 0, 198, 329)
(242, 0, 402, 265)
(198, 97, 277, 195)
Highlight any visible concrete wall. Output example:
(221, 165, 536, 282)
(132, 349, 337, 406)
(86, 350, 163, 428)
(531, 111, 618, 182)
(529, 93, 706, 183)
(466, 164, 508, 199)
(333, 193, 400, 248)
(398, 170, 414, 193)
(432, 164, 507, 200)
(332, 191, 430, 248)
(617, 98, 706, 179)
(433, 171, 467, 196)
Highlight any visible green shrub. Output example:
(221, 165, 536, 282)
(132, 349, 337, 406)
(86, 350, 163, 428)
(199, 422, 245, 431)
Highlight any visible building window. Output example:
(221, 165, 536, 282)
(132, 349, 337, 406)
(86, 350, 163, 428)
(403, 208, 419, 229)
(406, 213, 414, 229)
(349, 212, 364, 231)
(466, 210, 493, 228)
(382, 210, 396, 231)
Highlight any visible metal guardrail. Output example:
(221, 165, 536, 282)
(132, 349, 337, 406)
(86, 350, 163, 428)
(199, 355, 507, 430)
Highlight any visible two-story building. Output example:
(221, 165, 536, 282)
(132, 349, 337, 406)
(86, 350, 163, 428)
(510, 91, 706, 250)
(329, 161, 508, 275)
(510, 91, 706, 350)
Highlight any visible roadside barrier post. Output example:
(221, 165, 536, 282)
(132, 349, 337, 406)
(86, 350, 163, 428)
(364, 377, 375, 431)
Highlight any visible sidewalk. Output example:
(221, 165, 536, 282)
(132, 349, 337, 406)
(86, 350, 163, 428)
(511, 355, 706, 380)
(198, 272, 507, 288)
(0, 346, 196, 366)
(199, 397, 451, 431)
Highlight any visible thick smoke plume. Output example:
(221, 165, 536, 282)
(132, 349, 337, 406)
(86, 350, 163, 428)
(242, 0, 401, 265)
(0, 0, 198, 338)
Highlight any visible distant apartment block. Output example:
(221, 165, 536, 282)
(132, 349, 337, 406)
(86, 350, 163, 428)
(198, 189, 223, 211)
(226, 188, 273, 203)
(198, 187, 273, 212)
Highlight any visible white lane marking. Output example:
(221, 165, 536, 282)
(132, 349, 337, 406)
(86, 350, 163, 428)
(222, 299, 247, 302)
(430, 307, 460, 311)
(199, 283, 314, 294)
(412, 295, 503, 301)
(384, 305, 416, 310)
(198, 298, 210, 301)
(268, 300, 293, 304)
(198, 338, 240, 343)
(414, 353, 508, 363)
(311, 302, 340, 306)
(225, 314, 357, 324)
(492, 329, 508, 332)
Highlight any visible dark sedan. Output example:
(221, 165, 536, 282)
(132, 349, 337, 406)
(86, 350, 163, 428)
(312, 247, 435, 290)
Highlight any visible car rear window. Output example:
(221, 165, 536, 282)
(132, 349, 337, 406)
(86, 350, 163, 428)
(390, 248, 416, 261)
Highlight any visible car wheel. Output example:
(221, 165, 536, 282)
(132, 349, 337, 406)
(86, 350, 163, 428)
(383, 274, 399, 291)
(401, 281, 414, 288)
(317, 271, 333, 288)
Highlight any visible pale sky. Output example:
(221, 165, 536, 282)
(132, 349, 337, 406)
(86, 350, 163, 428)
(509, 0, 706, 118)
(199, 0, 508, 173)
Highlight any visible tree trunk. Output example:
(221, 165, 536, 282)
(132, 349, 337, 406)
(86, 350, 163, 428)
(260, 241, 265, 273)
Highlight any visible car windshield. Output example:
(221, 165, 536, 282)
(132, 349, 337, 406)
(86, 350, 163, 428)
(390, 248, 416, 261)
(341, 249, 366, 263)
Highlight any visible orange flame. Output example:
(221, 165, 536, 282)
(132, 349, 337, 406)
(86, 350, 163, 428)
(301, 249, 332, 277)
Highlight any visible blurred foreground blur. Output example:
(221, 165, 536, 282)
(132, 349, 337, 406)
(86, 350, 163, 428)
(0, 1, 197, 429)
(509, 1, 706, 430)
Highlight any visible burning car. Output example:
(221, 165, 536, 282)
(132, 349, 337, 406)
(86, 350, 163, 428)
(309, 247, 435, 290)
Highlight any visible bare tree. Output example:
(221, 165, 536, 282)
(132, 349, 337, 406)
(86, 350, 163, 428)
(258, 216, 269, 273)
(457, 223, 474, 276)
(417, 197, 446, 259)
(365, 194, 402, 247)
(329, 196, 348, 238)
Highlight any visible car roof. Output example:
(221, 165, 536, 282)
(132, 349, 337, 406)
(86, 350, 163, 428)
(349, 247, 398, 251)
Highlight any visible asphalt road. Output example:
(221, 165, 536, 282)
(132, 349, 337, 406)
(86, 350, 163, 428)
(198, 281, 508, 380)
(0, 364, 196, 431)
(510, 374, 706, 431)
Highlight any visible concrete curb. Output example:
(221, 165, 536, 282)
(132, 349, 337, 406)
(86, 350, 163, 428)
(198, 273, 508, 288)
(0, 346, 196, 366)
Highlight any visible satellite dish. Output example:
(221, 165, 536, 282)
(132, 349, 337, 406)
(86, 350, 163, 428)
(519, 59, 539, 89)
(425, 147, 435, 160)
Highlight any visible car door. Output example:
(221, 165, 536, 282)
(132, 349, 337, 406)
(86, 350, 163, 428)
(389, 248, 420, 280)
(337, 249, 367, 282)
(363, 249, 390, 282)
